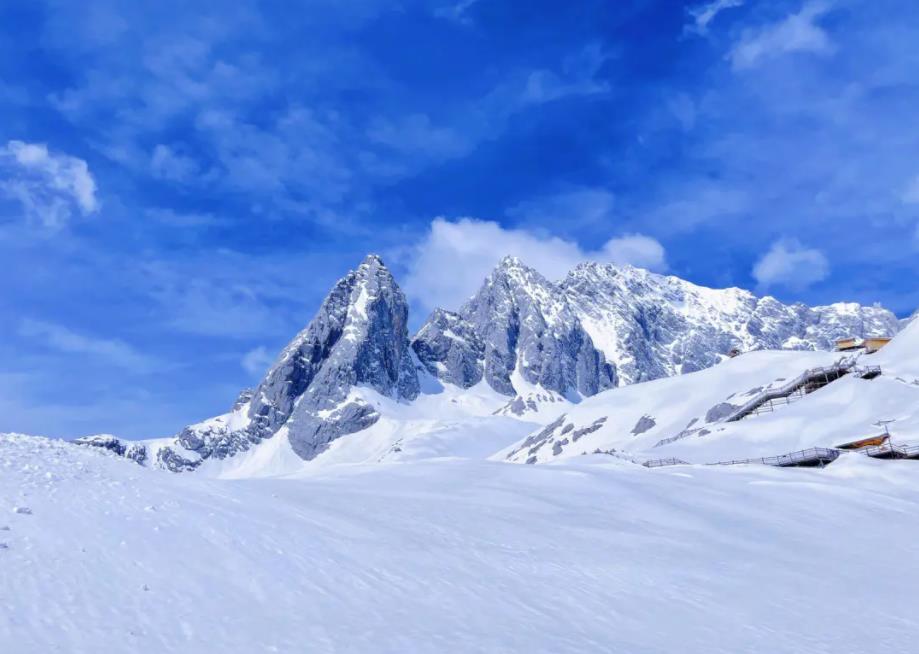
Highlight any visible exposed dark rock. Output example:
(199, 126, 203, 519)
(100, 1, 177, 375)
(705, 402, 739, 423)
(631, 415, 657, 435)
(413, 257, 616, 399)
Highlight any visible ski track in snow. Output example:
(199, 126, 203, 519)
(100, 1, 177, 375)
(3, 433, 919, 654)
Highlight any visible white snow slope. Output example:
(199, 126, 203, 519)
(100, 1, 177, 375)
(3, 432, 919, 654)
(202, 380, 538, 478)
(504, 318, 919, 465)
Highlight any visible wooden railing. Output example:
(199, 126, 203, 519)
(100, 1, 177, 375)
(642, 447, 842, 469)
(642, 457, 689, 468)
(705, 447, 841, 467)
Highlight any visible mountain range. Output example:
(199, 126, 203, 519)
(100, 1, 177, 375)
(75, 253, 898, 471)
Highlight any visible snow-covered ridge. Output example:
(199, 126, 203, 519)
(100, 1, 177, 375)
(560, 261, 898, 384)
(504, 318, 919, 466)
(413, 255, 616, 405)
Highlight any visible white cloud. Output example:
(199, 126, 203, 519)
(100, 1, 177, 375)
(0, 140, 98, 228)
(403, 218, 667, 313)
(752, 239, 829, 289)
(241, 346, 274, 378)
(729, 1, 835, 70)
(19, 318, 156, 372)
(686, 0, 745, 36)
(602, 234, 667, 271)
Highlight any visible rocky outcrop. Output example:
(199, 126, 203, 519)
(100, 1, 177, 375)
(413, 257, 617, 400)
(561, 262, 899, 385)
(72, 435, 147, 464)
(411, 309, 484, 388)
(249, 253, 418, 459)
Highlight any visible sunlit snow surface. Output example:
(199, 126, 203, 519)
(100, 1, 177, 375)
(3, 433, 919, 653)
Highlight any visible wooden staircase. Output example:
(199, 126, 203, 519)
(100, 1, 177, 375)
(723, 362, 881, 423)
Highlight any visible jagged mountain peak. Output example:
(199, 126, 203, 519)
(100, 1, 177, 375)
(468, 255, 570, 326)
(415, 255, 616, 400)
(497, 254, 523, 268)
(566, 259, 750, 299)
(247, 254, 418, 459)
(360, 252, 386, 266)
(560, 260, 898, 384)
(480, 255, 550, 291)
(125, 254, 421, 470)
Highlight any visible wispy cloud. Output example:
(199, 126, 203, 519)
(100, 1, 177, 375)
(517, 43, 610, 105)
(506, 187, 617, 235)
(729, 1, 835, 70)
(18, 318, 158, 372)
(434, 0, 482, 26)
(685, 0, 744, 36)
(367, 114, 471, 161)
(0, 141, 98, 229)
(138, 250, 322, 339)
(358, 42, 612, 182)
(241, 345, 274, 378)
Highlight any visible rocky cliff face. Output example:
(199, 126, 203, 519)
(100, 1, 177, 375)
(247, 253, 418, 459)
(411, 309, 484, 388)
(412, 257, 617, 404)
(561, 262, 899, 384)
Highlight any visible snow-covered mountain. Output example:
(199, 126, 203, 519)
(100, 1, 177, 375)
(562, 262, 898, 384)
(503, 316, 919, 466)
(412, 256, 616, 414)
(75, 253, 899, 472)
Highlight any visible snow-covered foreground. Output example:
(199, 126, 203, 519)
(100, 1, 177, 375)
(3, 433, 918, 653)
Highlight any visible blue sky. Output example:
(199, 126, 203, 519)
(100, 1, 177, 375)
(2, 0, 918, 438)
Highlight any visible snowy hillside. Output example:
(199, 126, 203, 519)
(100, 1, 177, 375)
(201, 381, 538, 479)
(4, 432, 919, 654)
(504, 319, 919, 466)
